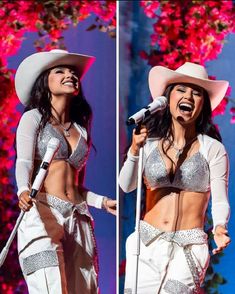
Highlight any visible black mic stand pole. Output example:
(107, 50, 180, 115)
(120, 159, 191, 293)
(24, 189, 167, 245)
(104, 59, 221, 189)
(132, 119, 146, 294)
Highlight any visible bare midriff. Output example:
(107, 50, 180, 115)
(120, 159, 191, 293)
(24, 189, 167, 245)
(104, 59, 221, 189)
(34, 159, 82, 204)
(143, 187, 210, 232)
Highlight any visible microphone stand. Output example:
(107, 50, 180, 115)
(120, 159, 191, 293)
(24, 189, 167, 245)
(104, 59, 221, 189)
(0, 187, 45, 267)
(132, 121, 145, 294)
(126, 103, 165, 293)
(0, 138, 59, 267)
(0, 210, 26, 267)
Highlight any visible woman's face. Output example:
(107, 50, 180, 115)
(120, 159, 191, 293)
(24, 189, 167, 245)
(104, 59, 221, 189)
(169, 83, 204, 125)
(48, 66, 80, 97)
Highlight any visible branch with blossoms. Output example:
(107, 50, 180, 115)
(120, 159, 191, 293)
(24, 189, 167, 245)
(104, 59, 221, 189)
(33, 0, 116, 50)
(140, 0, 235, 121)
(0, 0, 116, 55)
(0, 1, 116, 292)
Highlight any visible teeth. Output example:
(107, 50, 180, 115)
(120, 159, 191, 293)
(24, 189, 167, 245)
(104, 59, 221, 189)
(179, 103, 193, 111)
(63, 82, 74, 86)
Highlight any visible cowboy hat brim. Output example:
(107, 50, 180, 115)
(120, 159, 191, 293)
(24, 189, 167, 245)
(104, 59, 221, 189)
(149, 66, 229, 110)
(15, 50, 95, 105)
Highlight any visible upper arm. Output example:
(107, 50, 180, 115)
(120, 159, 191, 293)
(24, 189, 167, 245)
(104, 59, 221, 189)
(15, 110, 41, 194)
(16, 110, 41, 161)
(209, 141, 229, 188)
(208, 140, 230, 230)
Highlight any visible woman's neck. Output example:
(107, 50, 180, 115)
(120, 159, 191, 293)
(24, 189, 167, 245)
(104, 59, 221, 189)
(51, 95, 71, 123)
(171, 119, 197, 146)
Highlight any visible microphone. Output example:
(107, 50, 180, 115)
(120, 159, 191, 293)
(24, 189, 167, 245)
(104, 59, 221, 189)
(0, 137, 60, 268)
(30, 137, 60, 198)
(126, 96, 168, 125)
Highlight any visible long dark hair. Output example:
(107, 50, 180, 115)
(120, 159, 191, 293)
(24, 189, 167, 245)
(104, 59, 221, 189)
(25, 66, 93, 144)
(146, 83, 222, 144)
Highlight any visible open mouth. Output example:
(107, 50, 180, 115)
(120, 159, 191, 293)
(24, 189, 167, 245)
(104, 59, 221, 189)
(63, 81, 76, 87)
(178, 102, 194, 113)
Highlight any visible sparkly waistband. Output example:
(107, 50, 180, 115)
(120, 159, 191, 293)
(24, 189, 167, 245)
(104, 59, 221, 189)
(139, 220, 207, 247)
(36, 193, 92, 219)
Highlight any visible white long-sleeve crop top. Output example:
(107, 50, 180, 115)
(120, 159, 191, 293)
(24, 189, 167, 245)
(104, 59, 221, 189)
(119, 134, 230, 232)
(15, 108, 104, 209)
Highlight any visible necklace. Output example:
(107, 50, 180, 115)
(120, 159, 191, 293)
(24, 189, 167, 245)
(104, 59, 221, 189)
(53, 117, 73, 137)
(171, 136, 197, 158)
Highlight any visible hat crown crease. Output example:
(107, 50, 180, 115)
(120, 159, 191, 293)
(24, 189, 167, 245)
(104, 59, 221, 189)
(176, 62, 208, 80)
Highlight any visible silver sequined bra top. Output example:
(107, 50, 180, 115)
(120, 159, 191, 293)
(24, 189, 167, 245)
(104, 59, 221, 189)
(144, 147, 210, 192)
(35, 123, 89, 171)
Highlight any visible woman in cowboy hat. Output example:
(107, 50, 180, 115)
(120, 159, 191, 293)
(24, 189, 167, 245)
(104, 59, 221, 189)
(15, 49, 116, 293)
(119, 62, 231, 293)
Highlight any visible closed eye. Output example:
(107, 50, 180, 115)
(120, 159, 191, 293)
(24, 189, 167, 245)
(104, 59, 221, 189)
(55, 69, 64, 74)
(192, 91, 202, 97)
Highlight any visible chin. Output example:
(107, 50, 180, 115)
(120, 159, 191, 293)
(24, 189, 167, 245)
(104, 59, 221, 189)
(65, 90, 79, 96)
(176, 115, 196, 125)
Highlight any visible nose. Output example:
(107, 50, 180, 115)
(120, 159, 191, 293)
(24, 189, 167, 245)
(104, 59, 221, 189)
(65, 70, 78, 81)
(65, 70, 73, 78)
(183, 89, 194, 101)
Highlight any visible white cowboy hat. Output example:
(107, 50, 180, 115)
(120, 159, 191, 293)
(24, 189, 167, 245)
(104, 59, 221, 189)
(15, 49, 95, 105)
(148, 62, 229, 110)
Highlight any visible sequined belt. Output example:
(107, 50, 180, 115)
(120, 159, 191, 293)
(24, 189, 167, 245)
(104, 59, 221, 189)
(37, 193, 93, 220)
(139, 221, 208, 293)
(139, 220, 207, 247)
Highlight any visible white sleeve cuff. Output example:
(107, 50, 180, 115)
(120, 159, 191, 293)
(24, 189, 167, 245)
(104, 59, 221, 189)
(17, 186, 30, 197)
(212, 202, 230, 234)
(127, 149, 140, 161)
(86, 191, 104, 209)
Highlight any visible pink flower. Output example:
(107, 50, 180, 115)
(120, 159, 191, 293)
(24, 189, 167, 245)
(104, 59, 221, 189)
(139, 50, 148, 60)
(230, 116, 235, 124)
(140, 1, 159, 18)
(212, 97, 228, 117)
(230, 107, 235, 115)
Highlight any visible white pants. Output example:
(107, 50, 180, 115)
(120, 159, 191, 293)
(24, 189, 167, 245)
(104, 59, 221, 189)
(124, 221, 210, 294)
(18, 193, 98, 294)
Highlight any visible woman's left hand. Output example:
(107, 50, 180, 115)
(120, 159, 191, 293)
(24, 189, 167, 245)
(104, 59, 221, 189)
(103, 197, 117, 216)
(213, 225, 231, 255)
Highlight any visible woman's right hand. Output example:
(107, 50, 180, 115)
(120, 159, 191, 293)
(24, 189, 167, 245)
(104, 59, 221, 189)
(18, 191, 33, 212)
(130, 127, 148, 156)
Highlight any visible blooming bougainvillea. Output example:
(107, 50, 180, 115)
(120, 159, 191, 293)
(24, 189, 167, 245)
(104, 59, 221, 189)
(0, 1, 116, 292)
(140, 0, 235, 67)
(139, 0, 235, 120)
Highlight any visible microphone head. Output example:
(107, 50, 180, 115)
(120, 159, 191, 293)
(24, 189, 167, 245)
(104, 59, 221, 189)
(47, 137, 60, 151)
(148, 96, 168, 112)
(126, 117, 135, 126)
(155, 96, 168, 106)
